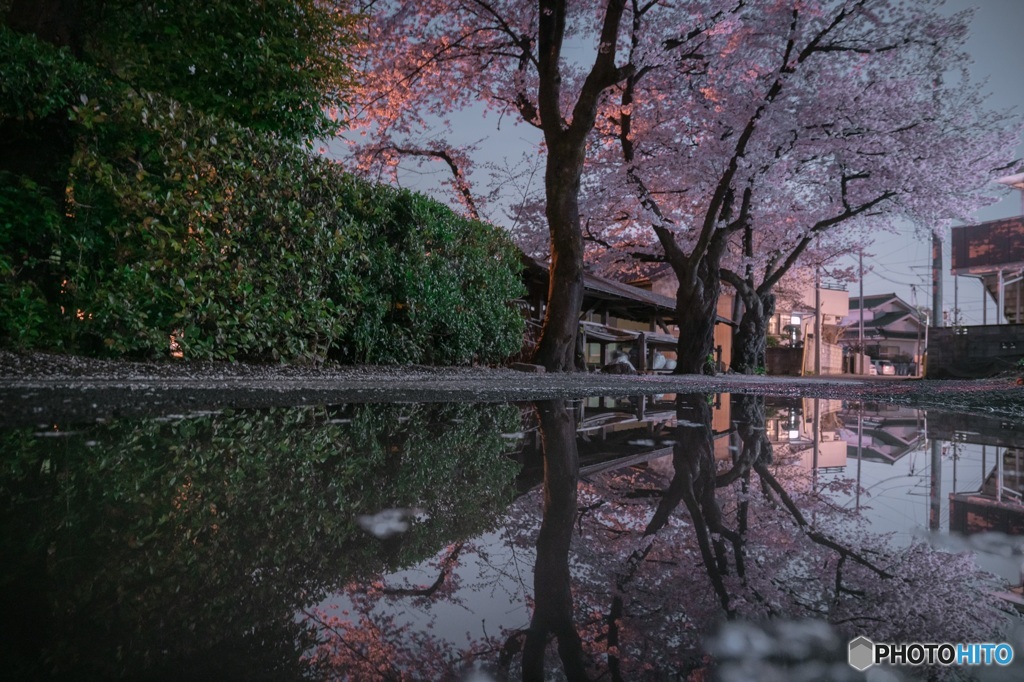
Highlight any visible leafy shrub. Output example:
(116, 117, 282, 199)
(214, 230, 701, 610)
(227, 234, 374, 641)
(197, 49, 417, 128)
(60, 93, 360, 362)
(0, 25, 101, 350)
(1, 32, 524, 364)
(333, 181, 525, 365)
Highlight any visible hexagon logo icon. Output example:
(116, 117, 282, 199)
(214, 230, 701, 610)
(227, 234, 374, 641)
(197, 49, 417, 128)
(848, 636, 875, 671)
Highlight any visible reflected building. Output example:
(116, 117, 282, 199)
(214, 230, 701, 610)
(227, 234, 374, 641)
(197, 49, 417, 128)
(930, 413, 1024, 535)
(511, 393, 733, 493)
(838, 404, 926, 465)
(948, 448, 1024, 535)
(765, 400, 928, 474)
(763, 398, 847, 473)
(772, 398, 1024, 548)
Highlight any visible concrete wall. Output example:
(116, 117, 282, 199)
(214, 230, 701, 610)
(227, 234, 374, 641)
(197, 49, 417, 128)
(927, 324, 1024, 378)
(849, 353, 872, 375)
(765, 345, 846, 376)
(766, 347, 803, 375)
(802, 338, 844, 375)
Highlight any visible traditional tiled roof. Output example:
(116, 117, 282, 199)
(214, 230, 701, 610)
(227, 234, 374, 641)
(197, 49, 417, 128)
(848, 293, 900, 311)
(522, 255, 731, 324)
(864, 310, 915, 328)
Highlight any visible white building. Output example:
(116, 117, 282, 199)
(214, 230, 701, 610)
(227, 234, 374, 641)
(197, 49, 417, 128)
(840, 293, 927, 374)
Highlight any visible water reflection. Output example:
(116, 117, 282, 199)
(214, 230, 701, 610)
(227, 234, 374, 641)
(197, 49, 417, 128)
(308, 395, 1023, 680)
(0, 404, 520, 679)
(764, 400, 1024, 556)
(523, 400, 587, 680)
(3, 395, 1024, 679)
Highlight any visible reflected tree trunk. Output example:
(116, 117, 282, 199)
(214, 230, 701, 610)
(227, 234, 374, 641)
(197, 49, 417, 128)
(523, 399, 589, 681)
(638, 394, 738, 614)
(727, 395, 895, 582)
(718, 395, 773, 488)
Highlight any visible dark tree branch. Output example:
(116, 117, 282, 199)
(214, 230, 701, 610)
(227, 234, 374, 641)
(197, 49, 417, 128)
(381, 543, 465, 597)
(754, 461, 894, 579)
(378, 144, 482, 219)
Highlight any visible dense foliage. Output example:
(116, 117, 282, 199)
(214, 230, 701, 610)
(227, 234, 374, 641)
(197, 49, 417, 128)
(0, 402, 521, 678)
(0, 19, 524, 365)
(85, 0, 357, 140)
(60, 90, 524, 364)
(1, 0, 355, 141)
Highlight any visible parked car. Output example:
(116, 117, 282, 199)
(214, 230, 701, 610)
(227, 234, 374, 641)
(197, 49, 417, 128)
(872, 360, 896, 375)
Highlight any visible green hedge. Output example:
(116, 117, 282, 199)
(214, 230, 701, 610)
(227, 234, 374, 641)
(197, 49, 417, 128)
(1, 26, 524, 364)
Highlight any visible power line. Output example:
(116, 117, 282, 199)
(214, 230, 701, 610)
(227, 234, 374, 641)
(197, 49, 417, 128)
(866, 269, 928, 287)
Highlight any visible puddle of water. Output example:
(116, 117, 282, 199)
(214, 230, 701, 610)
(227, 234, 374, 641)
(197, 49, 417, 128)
(2, 394, 1023, 679)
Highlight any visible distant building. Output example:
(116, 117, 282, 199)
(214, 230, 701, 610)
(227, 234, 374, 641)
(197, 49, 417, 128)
(951, 215, 1024, 324)
(761, 272, 849, 343)
(840, 293, 927, 374)
(626, 265, 736, 372)
(520, 256, 735, 371)
(927, 173, 1024, 378)
(762, 271, 849, 375)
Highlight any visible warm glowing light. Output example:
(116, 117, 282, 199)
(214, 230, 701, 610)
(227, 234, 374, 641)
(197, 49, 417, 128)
(169, 333, 184, 358)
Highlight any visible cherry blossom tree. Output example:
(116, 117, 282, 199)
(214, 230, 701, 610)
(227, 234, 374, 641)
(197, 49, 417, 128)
(582, 0, 1020, 374)
(720, 58, 1020, 372)
(723, 229, 864, 373)
(350, 1, 1019, 375)
(348, 0, 743, 371)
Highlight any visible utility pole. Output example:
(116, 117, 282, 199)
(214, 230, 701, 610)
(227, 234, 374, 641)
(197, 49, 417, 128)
(983, 279, 987, 325)
(814, 266, 822, 375)
(954, 272, 959, 327)
(932, 232, 943, 328)
(923, 312, 929, 376)
(930, 438, 942, 531)
(858, 249, 864, 375)
(856, 410, 863, 512)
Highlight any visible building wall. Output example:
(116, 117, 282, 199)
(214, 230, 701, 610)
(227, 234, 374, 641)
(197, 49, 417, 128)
(927, 324, 1024, 378)
(800, 286, 850, 322)
(766, 347, 803, 375)
(715, 293, 734, 371)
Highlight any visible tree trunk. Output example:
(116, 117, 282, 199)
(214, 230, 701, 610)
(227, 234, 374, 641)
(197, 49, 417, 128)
(530, 0, 629, 372)
(523, 399, 589, 681)
(671, 242, 725, 375)
(673, 281, 718, 374)
(532, 140, 587, 372)
(731, 291, 775, 374)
